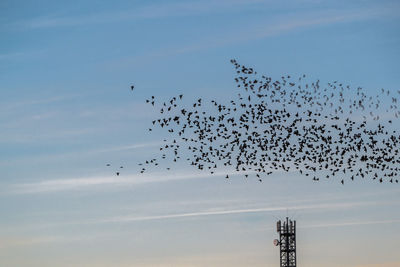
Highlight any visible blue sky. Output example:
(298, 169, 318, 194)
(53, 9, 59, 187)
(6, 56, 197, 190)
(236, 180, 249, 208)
(1, 0, 400, 266)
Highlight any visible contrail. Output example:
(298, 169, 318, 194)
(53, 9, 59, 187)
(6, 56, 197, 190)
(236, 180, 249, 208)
(88, 201, 373, 224)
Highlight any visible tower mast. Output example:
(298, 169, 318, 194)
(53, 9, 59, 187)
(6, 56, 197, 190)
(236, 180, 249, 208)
(274, 217, 297, 267)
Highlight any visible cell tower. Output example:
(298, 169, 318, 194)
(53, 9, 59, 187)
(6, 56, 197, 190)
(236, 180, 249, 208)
(273, 217, 297, 267)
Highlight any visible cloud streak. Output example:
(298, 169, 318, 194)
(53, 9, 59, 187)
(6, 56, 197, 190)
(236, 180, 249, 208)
(0, 140, 163, 167)
(7, 169, 249, 194)
(169, 5, 400, 55)
(22, 0, 269, 29)
(2, 216, 399, 249)
(106, 3, 400, 69)
(72, 201, 375, 225)
(18, 0, 399, 31)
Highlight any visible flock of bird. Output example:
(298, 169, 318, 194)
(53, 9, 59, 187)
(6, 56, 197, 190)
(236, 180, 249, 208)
(111, 60, 400, 185)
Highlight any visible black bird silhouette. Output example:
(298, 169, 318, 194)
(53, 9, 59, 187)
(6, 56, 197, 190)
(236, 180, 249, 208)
(113, 59, 400, 186)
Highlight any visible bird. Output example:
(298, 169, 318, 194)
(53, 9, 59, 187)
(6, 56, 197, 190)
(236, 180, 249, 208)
(118, 59, 400, 186)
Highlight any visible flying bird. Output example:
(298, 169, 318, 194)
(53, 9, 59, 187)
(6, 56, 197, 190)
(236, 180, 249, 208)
(114, 59, 400, 186)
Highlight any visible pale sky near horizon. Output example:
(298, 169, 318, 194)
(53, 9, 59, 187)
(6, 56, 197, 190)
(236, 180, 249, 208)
(1, 0, 400, 266)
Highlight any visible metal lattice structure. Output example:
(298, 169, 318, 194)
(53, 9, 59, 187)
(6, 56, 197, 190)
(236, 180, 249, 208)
(275, 217, 296, 267)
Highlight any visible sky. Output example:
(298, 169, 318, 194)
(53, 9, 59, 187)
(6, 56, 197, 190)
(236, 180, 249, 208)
(1, 0, 400, 266)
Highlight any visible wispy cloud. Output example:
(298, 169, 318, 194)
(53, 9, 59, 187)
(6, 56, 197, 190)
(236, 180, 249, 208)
(7, 169, 247, 194)
(168, 5, 400, 55)
(20, 0, 399, 31)
(0, 140, 164, 167)
(5, 200, 374, 229)
(1, 201, 397, 248)
(3, 217, 399, 249)
(88, 201, 374, 224)
(107, 3, 400, 69)
(93, 142, 164, 153)
(22, 0, 268, 29)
